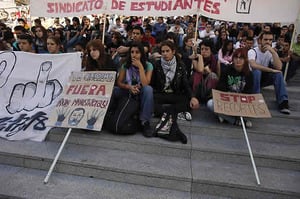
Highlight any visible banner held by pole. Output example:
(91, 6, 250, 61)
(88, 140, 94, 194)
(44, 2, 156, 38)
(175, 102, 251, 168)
(44, 128, 72, 184)
(240, 117, 261, 185)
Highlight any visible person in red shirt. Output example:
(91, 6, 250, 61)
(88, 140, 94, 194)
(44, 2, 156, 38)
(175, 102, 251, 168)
(142, 26, 156, 53)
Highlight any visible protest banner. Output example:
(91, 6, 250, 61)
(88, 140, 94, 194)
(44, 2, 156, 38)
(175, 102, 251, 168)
(212, 89, 272, 184)
(30, 0, 300, 23)
(44, 71, 116, 184)
(0, 51, 81, 141)
(212, 89, 271, 118)
(47, 71, 116, 131)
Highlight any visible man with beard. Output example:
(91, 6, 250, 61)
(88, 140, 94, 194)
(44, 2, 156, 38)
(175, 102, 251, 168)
(248, 31, 290, 114)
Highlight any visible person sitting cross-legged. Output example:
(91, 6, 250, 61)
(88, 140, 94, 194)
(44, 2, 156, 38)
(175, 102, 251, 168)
(207, 48, 254, 127)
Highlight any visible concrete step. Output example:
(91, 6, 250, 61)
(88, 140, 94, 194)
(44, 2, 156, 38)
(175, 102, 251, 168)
(0, 164, 193, 199)
(0, 139, 299, 199)
(0, 139, 192, 192)
(190, 108, 300, 144)
(47, 128, 300, 171)
(262, 86, 300, 100)
(191, 158, 300, 199)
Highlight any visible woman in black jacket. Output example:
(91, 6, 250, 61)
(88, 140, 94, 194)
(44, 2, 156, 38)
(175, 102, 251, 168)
(151, 40, 198, 143)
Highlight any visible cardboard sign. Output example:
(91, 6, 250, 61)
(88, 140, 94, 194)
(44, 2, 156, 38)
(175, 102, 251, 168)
(212, 89, 271, 118)
(47, 71, 116, 131)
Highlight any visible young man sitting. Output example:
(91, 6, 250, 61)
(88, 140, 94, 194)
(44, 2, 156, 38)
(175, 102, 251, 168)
(248, 31, 290, 114)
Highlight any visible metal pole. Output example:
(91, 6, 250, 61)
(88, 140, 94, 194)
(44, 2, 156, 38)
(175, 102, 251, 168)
(102, 15, 106, 44)
(191, 14, 200, 73)
(44, 128, 72, 184)
(284, 27, 297, 81)
(194, 14, 199, 41)
(240, 116, 261, 185)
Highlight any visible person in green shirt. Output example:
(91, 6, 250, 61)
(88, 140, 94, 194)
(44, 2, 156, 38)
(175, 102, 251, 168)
(292, 34, 300, 56)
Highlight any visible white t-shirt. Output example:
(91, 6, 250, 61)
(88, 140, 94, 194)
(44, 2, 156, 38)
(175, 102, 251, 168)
(248, 47, 273, 69)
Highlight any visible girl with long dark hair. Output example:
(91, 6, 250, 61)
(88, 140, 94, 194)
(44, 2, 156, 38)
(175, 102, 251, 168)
(113, 42, 154, 137)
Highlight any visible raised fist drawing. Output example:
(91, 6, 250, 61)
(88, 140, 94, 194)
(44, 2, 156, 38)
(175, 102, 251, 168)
(6, 61, 63, 114)
(0, 52, 16, 88)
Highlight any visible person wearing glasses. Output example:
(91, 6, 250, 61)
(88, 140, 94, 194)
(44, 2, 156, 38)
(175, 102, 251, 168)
(207, 48, 254, 128)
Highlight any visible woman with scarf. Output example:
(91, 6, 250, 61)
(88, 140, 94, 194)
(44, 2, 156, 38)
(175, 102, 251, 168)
(192, 39, 220, 106)
(113, 42, 154, 137)
(151, 40, 197, 144)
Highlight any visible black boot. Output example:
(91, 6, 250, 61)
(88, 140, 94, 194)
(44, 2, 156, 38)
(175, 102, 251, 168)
(141, 121, 154, 137)
(156, 114, 187, 144)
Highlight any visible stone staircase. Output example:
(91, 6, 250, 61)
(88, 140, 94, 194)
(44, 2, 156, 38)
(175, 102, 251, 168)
(0, 74, 299, 199)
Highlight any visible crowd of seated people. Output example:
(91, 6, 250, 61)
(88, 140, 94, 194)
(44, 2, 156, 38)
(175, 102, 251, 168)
(0, 15, 297, 137)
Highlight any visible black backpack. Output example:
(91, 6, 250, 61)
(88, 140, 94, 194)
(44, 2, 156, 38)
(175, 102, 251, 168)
(104, 94, 140, 135)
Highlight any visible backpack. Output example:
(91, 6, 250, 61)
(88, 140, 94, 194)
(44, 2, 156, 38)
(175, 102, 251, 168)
(104, 94, 140, 135)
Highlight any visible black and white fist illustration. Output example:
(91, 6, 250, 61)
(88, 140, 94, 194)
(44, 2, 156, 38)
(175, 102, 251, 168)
(0, 52, 16, 88)
(6, 61, 63, 114)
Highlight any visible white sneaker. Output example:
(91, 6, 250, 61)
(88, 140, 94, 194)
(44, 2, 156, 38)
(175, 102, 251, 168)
(184, 112, 192, 121)
(218, 116, 224, 123)
(245, 120, 252, 128)
(177, 112, 192, 121)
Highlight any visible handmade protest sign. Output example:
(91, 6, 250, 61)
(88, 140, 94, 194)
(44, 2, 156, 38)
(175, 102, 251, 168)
(212, 89, 271, 118)
(0, 51, 81, 141)
(47, 71, 116, 131)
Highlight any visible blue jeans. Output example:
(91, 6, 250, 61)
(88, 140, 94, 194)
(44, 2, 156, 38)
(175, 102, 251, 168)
(252, 69, 288, 104)
(111, 86, 153, 122)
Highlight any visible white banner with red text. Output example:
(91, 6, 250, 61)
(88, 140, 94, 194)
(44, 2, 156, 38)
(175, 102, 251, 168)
(47, 71, 116, 131)
(30, 0, 300, 23)
(0, 51, 81, 141)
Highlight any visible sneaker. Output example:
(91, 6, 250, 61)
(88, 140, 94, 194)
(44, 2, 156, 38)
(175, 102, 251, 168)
(177, 112, 185, 121)
(177, 112, 192, 121)
(184, 112, 192, 121)
(141, 121, 154, 137)
(279, 100, 291, 114)
(234, 118, 252, 128)
(245, 120, 252, 128)
(218, 116, 224, 123)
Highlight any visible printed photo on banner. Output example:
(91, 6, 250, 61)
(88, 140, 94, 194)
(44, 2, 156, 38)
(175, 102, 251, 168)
(47, 71, 116, 131)
(212, 89, 271, 118)
(0, 51, 81, 141)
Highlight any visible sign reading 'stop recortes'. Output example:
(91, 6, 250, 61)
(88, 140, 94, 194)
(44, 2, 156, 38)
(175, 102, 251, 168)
(212, 89, 271, 118)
